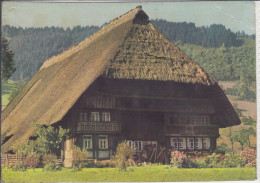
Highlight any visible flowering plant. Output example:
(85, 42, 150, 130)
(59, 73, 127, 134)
(171, 151, 187, 168)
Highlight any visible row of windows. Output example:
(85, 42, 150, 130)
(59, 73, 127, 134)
(170, 114, 211, 125)
(79, 112, 111, 122)
(170, 137, 210, 150)
(83, 135, 108, 149)
(127, 141, 157, 152)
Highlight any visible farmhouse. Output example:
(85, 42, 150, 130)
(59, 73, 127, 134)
(1, 7, 240, 167)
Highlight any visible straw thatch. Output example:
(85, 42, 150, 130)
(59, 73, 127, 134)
(1, 6, 240, 151)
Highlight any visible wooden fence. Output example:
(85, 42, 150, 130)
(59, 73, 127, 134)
(1, 153, 63, 166)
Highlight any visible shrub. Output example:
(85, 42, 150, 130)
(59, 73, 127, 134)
(11, 162, 27, 171)
(203, 153, 221, 168)
(182, 157, 198, 168)
(111, 141, 135, 171)
(23, 154, 40, 169)
(218, 154, 245, 168)
(43, 162, 62, 171)
(42, 153, 58, 165)
(240, 148, 256, 167)
(72, 145, 88, 169)
(79, 160, 95, 168)
(171, 151, 186, 168)
(12, 125, 69, 155)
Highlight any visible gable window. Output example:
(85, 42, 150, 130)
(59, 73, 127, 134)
(99, 135, 108, 149)
(102, 112, 111, 122)
(83, 135, 92, 149)
(171, 137, 178, 149)
(91, 112, 100, 121)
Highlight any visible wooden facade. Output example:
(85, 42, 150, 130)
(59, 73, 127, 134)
(61, 78, 220, 165)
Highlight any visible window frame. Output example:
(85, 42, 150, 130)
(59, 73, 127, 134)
(195, 138, 199, 149)
(91, 112, 100, 122)
(189, 138, 194, 149)
(83, 135, 92, 149)
(99, 135, 108, 149)
(102, 112, 111, 122)
(171, 137, 178, 149)
(178, 138, 184, 149)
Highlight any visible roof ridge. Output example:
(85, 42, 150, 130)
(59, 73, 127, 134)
(40, 6, 142, 70)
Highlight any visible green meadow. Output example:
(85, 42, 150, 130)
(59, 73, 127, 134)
(1, 166, 256, 182)
(1, 80, 17, 106)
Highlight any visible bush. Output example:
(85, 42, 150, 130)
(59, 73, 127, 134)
(23, 154, 40, 169)
(42, 153, 58, 165)
(43, 162, 62, 171)
(111, 141, 135, 171)
(12, 125, 69, 155)
(72, 145, 88, 169)
(182, 157, 198, 168)
(171, 151, 186, 168)
(218, 154, 245, 168)
(11, 162, 27, 171)
(240, 148, 256, 167)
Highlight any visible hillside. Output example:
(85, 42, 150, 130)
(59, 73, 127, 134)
(2, 21, 255, 82)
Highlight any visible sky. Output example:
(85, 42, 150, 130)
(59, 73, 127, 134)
(2, 1, 255, 35)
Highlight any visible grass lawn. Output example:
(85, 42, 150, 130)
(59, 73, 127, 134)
(1, 166, 256, 182)
(1, 80, 17, 106)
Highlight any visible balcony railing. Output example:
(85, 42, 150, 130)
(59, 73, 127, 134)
(164, 124, 219, 136)
(75, 121, 121, 133)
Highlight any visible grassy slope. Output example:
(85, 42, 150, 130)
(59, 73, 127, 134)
(1, 80, 17, 107)
(1, 166, 256, 182)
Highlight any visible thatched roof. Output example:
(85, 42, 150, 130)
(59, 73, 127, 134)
(1, 6, 240, 151)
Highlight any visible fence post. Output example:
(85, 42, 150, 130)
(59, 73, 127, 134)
(6, 154, 8, 166)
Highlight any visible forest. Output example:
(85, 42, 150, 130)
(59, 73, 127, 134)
(2, 20, 255, 100)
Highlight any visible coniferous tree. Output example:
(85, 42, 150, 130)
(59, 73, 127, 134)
(1, 36, 16, 82)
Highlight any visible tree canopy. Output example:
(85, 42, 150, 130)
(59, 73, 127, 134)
(1, 36, 16, 81)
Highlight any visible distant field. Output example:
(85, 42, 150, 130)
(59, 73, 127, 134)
(219, 81, 256, 119)
(1, 167, 256, 182)
(1, 80, 17, 107)
(218, 81, 236, 90)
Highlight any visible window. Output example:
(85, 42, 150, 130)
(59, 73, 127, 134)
(171, 137, 178, 149)
(178, 138, 184, 149)
(83, 135, 92, 149)
(201, 116, 210, 125)
(99, 135, 108, 149)
(171, 114, 180, 124)
(102, 112, 111, 122)
(91, 112, 100, 121)
(134, 141, 142, 152)
(203, 138, 210, 149)
(195, 138, 199, 149)
(191, 115, 200, 125)
(189, 138, 194, 149)
(79, 112, 88, 121)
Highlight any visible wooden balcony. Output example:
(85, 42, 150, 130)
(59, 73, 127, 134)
(75, 121, 121, 133)
(164, 124, 219, 137)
